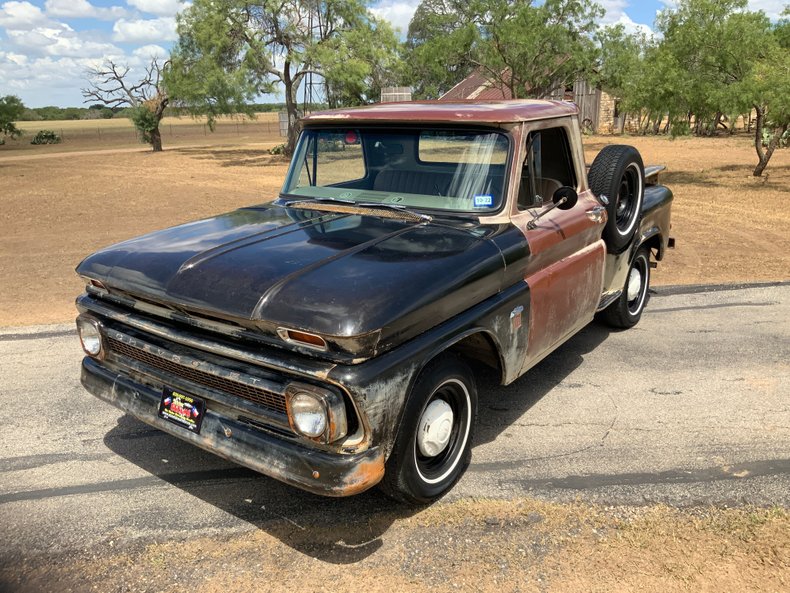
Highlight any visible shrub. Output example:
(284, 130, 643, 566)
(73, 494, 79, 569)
(30, 130, 62, 144)
(128, 105, 159, 144)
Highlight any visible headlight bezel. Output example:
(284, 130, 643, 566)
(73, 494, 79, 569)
(285, 382, 348, 444)
(76, 315, 106, 360)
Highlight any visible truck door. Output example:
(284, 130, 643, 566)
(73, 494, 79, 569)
(512, 125, 607, 374)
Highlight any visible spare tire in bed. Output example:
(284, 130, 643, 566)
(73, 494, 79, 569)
(588, 145, 644, 253)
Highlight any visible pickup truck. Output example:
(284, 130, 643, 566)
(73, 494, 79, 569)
(75, 100, 673, 504)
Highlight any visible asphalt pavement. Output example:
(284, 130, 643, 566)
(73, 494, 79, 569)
(1, 283, 788, 569)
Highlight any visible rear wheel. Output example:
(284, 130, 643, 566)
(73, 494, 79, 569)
(379, 355, 477, 505)
(600, 246, 651, 329)
(588, 145, 645, 253)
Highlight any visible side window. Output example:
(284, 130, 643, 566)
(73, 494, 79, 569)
(518, 127, 577, 210)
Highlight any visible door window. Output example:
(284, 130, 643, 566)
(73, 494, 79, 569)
(518, 127, 577, 210)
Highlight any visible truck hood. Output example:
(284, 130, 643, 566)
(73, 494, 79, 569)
(77, 204, 506, 356)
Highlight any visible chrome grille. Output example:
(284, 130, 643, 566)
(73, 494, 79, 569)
(107, 337, 287, 414)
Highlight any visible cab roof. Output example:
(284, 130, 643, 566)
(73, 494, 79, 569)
(301, 100, 579, 126)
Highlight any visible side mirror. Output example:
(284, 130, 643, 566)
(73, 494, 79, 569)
(527, 186, 579, 229)
(553, 186, 578, 210)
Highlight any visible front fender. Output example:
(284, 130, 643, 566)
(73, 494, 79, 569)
(328, 280, 531, 460)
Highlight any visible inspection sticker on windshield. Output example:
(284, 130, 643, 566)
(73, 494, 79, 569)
(159, 387, 205, 434)
(473, 195, 494, 208)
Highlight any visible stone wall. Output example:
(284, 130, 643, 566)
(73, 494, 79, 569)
(597, 91, 617, 134)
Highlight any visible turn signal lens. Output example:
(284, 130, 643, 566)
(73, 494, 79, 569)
(277, 328, 327, 350)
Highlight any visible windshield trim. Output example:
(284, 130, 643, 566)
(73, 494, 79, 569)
(281, 124, 513, 217)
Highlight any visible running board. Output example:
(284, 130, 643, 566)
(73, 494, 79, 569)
(597, 290, 622, 312)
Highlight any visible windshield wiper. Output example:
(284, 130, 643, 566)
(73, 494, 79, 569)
(283, 197, 432, 223)
(357, 202, 432, 222)
(283, 196, 354, 206)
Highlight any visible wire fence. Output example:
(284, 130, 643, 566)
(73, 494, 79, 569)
(46, 118, 284, 146)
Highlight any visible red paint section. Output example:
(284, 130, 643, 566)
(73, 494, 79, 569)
(522, 240, 606, 372)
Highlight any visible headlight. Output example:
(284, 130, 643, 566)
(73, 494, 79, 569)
(76, 315, 105, 359)
(285, 383, 348, 444)
(290, 392, 327, 437)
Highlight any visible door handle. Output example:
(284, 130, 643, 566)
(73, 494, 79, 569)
(586, 205, 606, 223)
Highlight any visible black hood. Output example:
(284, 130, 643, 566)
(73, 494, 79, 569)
(77, 204, 509, 356)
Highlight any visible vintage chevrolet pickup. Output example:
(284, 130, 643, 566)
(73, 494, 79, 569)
(75, 100, 673, 503)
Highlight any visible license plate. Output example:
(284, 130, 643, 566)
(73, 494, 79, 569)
(158, 387, 206, 434)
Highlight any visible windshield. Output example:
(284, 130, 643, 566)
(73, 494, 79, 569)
(282, 127, 510, 213)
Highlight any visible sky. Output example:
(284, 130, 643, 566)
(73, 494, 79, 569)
(0, 0, 787, 108)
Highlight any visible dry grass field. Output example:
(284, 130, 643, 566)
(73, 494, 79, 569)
(11, 500, 789, 593)
(4, 112, 282, 155)
(1, 121, 788, 327)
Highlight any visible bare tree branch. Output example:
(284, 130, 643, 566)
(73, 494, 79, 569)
(81, 57, 170, 151)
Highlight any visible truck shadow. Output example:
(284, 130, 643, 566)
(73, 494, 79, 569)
(104, 415, 411, 563)
(102, 321, 611, 564)
(474, 321, 611, 447)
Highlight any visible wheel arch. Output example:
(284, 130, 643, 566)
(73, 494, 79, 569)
(385, 328, 505, 457)
(446, 330, 505, 383)
(639, 227, 664, 261)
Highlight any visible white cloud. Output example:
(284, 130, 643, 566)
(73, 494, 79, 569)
(371, 0, 420, 35)
(126, 0, 186, 18)
(609, 13, 654, 37)
(0, 1, 48, 29)
(132, 43, 167, 60)
(6, 25, 123, 58)
(599, 0, 655, 35)
(598, 0, 630, 25)
(112, 16, 176, 43)
(0, 51, 100, 99)
(44, 0, 127, 21)
(746, 0, 788, 19)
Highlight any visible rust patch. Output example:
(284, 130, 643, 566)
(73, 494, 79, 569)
(336, 454, 386, 496)
(522, 241, 605, 371)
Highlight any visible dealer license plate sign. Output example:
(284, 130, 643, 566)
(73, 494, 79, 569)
(158, 387, 206, 434)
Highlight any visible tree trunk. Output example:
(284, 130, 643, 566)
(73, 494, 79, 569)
(283, 62, 300, 157)
(150, 96, 167, 153)
(150, 126, 163, 152)
(753, 123, 787, 176)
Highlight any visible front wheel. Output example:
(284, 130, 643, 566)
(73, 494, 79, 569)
(600, 246, 651, 329)
(379, 355, 477, 505)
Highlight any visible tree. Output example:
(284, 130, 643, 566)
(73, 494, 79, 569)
(474, 0, 602, 99)
(82, 58, 169, 151)
(406, 0, 602, 100)
(750, 42, 790, 176)
(167, 0, 405, 155)
(406, 0, 479, 99)
(595, 25, 657, 130)
(750, 7, 790, 175)
(649, 0, 788, 174)
(0, 95, 24, 145)
(315, 16, 406, 108)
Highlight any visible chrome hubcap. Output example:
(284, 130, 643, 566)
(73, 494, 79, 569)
(627, 267, 642, 301)
(417, 399, 454, 457)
